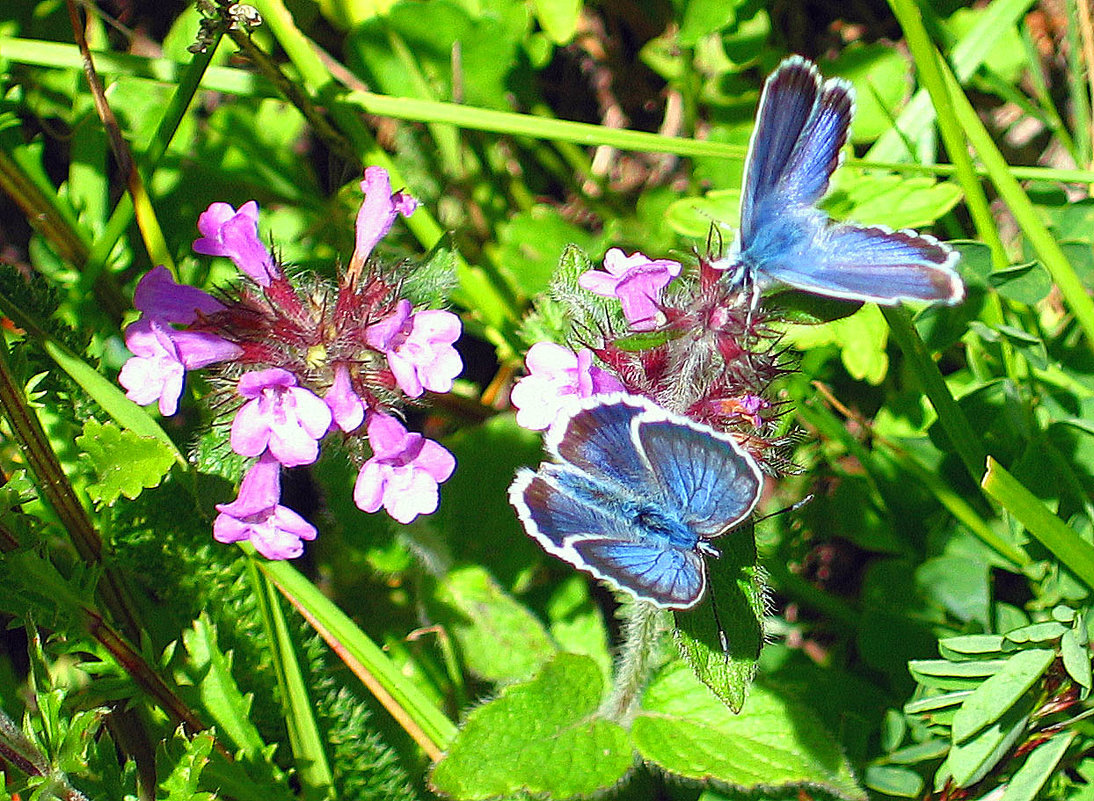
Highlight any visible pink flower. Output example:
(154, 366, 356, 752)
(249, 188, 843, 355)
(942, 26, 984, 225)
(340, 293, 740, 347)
(214, 454, 317, 559)
(578, 248, 682, 331)
(325, 364, 365, 433)
(193, 201, 280, 286)
(134, 266, 225, 323)
(351, 166, 418, 267)
(230, 368, 333, 467)
(353, 413, 456, 524)
(366, 300, 462, 398)
(509, 343, 625, 430)
(119, 317, 242, 416)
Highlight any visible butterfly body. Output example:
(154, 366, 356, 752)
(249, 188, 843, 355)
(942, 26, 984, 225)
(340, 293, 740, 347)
(717, 55, 964, 305)
(509, 395, 763, 609)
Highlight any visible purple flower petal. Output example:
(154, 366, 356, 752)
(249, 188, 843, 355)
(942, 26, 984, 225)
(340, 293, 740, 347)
(369, 306, 463, 398)
(509, 343, 623, 430)
(172, 330, 243, 369)
(119, 318, 186, 416)
(365, 300, 412, 351)
(193, 201, 279, 286)
(213, 454, 317, 559)
(230, 369, 332, 466)
(325, 365, 365, 433)
(134, 266, 225, 323)
(352, 167, 418, 266)
(578, 249, 682, 331)
(354, 413, 455, 523)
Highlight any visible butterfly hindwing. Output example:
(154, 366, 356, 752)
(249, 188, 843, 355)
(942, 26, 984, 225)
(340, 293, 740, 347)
(769, 224, 964, 304)
(571, 538, 707, 609)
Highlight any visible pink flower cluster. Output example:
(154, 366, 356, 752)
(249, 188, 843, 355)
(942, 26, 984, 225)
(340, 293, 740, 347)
(119, 168, 460, 559)
(510, 247, 776, 439)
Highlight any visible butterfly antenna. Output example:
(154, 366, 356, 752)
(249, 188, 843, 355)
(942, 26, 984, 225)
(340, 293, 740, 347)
(754, 493, 814, 524)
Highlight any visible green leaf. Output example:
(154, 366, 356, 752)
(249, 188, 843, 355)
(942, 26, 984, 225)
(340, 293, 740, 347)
(951, 648, 1053, 743)
(672, 524, 764, 712)
(678, 0, 746, 45)
(826, 172, 963, 229)
(76, 419, 176, 505)
(864, 764, 923, 797)
(904, 690, 973, 714)
(988, 262, 1053, 305)
(947, 702, 1031, 788)
(781, 304, 890, 384)
(938, 635, 1005, 659)
(634, 665, 865, 800)
(828, 44, 910, 143)
(1060, 629, 1092, 691)
(430, 654, 632, 800)
(530, 0, 580, 44)
(430, 565, 556, 683)
(545, 575, 612, 681)
(1000, 731, 1076, 801)
(1003, 621, 1067, 644)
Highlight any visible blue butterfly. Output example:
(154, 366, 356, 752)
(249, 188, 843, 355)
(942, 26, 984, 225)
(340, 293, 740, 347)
(509, 394, 763, 609)
(716, 55, 964, 305)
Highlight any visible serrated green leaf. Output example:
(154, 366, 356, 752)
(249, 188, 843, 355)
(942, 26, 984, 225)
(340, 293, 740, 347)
(76, 419, 175, 505)
(1061, 629, 1092, 691)
(176, 613, 265, 757)
(157, 727, 216, 801)
(1000, 731, 1076, 801)
(545, 575, 612, 681)
(672, 525, 764, 712)
(952, 649, 1053, 744)
(634, 664, 865, 800)
(430, 653, 631, 800)
(431, 564, 556, 683)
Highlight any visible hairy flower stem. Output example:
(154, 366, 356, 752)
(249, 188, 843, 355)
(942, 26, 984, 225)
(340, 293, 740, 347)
(602, 600, 669, 723)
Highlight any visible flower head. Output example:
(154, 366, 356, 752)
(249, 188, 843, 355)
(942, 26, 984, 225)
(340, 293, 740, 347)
(353, 412, 455, 523)
(214, 454, 317, 559)
(366, 300, 462, 398)
(510, 342, 625, 430)
(230, 368, 333, 467)
(193, 201, 280, 286)
(578, 248, 682, 331)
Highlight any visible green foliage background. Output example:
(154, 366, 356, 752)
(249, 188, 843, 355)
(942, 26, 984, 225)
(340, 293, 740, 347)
(1, 0, 1094, 799)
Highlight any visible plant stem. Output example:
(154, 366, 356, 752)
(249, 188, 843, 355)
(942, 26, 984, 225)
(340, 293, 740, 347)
(602, 599, 667, 724)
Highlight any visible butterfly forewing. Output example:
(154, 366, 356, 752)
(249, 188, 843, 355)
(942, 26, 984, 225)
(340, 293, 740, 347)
(512, 465, 639, 549)
(741, 57, 852, 242)
(548, 397, 654, 493)
(636, 415, 762, 537)
(731, 55, 964, 306)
